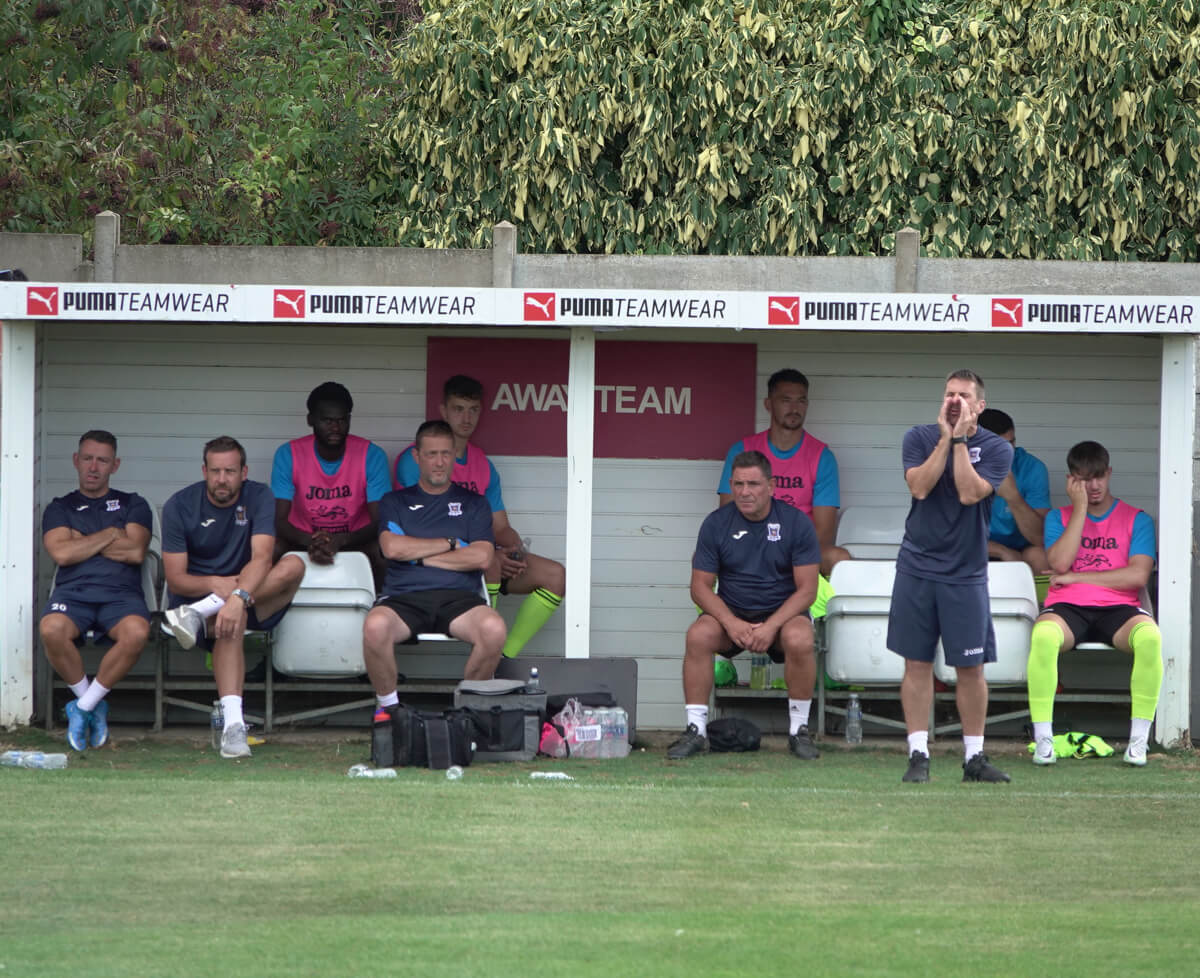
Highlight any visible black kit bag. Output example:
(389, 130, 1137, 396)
(707, 717, 762, 753)
(454, 678, 547, 761)
(371, 704, 476, 770)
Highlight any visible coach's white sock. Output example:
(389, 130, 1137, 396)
(907, 731, 929, 757)
(963, 735, 984, 762)
(68, 676, 90, 699)
(190, 593, 226, 617)
(77, 681, 110, 713)
(685, 704, 708, 737)
(221, 695, 244, 729)
(377, 690, 399, 709)
(788, 699, 812, 735)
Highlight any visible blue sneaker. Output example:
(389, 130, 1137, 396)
(88, 699, 110, 748)
(65, 700, 90, 752)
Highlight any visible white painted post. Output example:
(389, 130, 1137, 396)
(564, 328, 595, 658)
(1156, 334, 1195, 748)
(0, 320, 38, 726)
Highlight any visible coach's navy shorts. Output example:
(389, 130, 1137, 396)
(42, 588, 150, 639)
(887, 570, 996, 668)
(375, 589, 488, 643)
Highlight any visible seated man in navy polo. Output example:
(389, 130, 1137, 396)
(978, 408, 1051, 574)
(161, 436, 305, 759)
(39, 430, 153, 752)
(668, 449, 821, 761)
(363, 420, 506, 713)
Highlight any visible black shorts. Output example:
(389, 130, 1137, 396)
(375, 589, 487, 642)
(1042, 603, 1150, 647)
(715, 602, 811, 663)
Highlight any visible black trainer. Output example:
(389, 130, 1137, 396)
(901, 750, 930, 783)
(787, 725, 820, 760)
(666, 723, 708, 759)
(962, 752, 1011, 783)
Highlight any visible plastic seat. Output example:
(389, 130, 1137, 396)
(934, 562, 1038, 685)
(272, 551, 376, 677)
(823, 559, 906, 684)
(835, 506, 909, 560)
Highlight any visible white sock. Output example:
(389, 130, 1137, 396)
(907, 731, 929, 757)
(68, 677, 90, 699)
(1129, 717, 1151, 744)
(377, 690, 399, 708)
(221, 695, 244, 729)
(77, 681, 110, 713)
(964, 735, 984, 762)
(190, 593, 226, 617)
(1032, 721, 1053, 743)
(685, 704, 709, 737)
(788, 699, 811, 735)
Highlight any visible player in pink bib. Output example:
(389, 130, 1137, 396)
(1027, 441, 1161, 767)
(272, 382, 390, 582)
(718, 368, 849, 575)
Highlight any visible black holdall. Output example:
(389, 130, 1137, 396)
(371, 704, 477, 771)
(707, 717, 762, 753)
(453, 678, 547, 762)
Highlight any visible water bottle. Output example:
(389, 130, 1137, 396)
(371, 708, 394, 769)
(210, 700, 224, 751)
(750, 653, 770, 690)
(845, 693, 863, 745)
(598, 707, 614, 758)
(612, 707, 630, 758)
(510, 536, 532, 561)
(3, 750, 69, 769)
(347, 764, 397, 778)
(528, 667, 541, 691)
(445, 765, 464, 780)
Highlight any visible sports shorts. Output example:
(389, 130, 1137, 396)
(887, 570, 996, 668)
(375, 588, 488, 642)
(42, 588, 150, 639)
(710, 602, 812, 663)
(1041, 602, 1150, 647)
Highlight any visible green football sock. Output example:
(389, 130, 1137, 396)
(1128, 621, 1163, 721)
(1027, 620, 1064, 724)
(486, 581, 501, 609)
(502, 588, 562, 658)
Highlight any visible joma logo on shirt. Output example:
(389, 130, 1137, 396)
(305, 485, 351, 500)
(1081, 535, 1120, 549)
(773, 475, 806, 489)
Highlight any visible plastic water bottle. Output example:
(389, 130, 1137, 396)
(2, 750, 68, 769)
(371, 708, 393, 769)
(210, 700, 224, 751)
(445, 765, 464, 780)
(528, 666, 540, 691)
(530, 771, 574, 780)
(347, 764, 397, 778)
(750, 653, 770, 690)
(612, 707, 630, 758)
(845, 693, 863, 745)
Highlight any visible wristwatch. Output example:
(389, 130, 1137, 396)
(951, 435, 969, 445)
(447, 537, 457, 551)
(231, 587, 255, 607)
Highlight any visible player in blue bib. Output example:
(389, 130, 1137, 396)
(40, 431, 153, 752)
(667, 449, 822, 761)
(978, 408, 1051, 573)
(888, 370, 1014, 785)
(162, 436, 305, 759)
(364, 420, 506, 710)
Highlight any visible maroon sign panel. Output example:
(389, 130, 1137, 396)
(425, 337, 755, 459)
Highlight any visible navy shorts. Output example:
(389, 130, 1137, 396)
(712, 602, 811, 663)
(887, 570, 996, 668)
(42, 588, 150, 639)
(1042, 603, 1149, 647)
(375, 589, 487, 643)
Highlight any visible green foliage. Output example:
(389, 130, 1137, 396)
(2, 0, 1199, 258)
(381, 0, 1200, 258)
(0, 0, 406, 245)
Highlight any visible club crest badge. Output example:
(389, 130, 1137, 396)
(767, 523, 781, 542)
(448, 502, 462, 516)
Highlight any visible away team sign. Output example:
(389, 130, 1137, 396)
(1, 284, 1196, 332)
